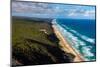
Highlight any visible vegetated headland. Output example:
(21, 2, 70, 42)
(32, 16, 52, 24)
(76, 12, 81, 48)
(12, 16, 77, 66)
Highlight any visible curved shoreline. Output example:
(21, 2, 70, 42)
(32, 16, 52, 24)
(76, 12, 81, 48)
(52, 25, 85, 62)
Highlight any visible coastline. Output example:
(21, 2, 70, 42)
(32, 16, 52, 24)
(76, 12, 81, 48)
(13, 17, 78, 65)
(52, 24, 84, 62)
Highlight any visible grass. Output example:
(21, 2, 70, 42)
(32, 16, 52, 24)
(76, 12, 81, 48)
(12, 17, 56, 46)
(12, 17, 75, 66)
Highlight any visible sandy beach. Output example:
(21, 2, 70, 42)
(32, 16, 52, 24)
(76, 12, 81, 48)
(52, 25, 84, 62)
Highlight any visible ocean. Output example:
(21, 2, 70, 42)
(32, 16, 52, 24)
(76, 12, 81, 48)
(52, 19, 96, 61)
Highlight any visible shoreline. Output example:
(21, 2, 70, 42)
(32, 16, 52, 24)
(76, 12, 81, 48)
(52, 24, 84, 62)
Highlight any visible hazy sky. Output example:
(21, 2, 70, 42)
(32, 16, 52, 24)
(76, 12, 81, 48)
(12, 1, 95, 19)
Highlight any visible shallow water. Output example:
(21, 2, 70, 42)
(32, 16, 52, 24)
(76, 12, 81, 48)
(52, 19, 96, 61)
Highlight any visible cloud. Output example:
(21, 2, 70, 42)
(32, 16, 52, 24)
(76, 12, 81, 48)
(12, 1, 52, 13)
(83, 10, 95, 17)
(67, 9, 77, 16)
(12, 1, 95, 19)
(67, 8, 95, 19)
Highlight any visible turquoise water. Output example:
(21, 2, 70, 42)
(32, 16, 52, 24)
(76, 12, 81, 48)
(52, 19, 96, 61)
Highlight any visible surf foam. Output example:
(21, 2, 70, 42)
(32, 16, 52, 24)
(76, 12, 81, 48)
(52, 19, 95, 61)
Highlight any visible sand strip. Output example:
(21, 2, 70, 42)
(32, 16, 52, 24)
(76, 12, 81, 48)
(52, 25, 84, 62)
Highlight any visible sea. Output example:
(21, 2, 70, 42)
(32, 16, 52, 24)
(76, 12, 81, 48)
(52, 19, 96, 61)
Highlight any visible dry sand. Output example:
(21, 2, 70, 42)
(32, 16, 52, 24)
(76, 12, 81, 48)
(52, 25, 84, 62)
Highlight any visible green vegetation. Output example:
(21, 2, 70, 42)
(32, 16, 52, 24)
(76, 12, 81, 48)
(12, 17, 75, 66)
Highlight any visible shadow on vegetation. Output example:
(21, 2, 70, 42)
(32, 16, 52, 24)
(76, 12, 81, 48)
(12, 37, 75, 66)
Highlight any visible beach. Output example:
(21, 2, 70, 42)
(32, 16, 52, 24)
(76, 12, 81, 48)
(52, 25, 84, 62)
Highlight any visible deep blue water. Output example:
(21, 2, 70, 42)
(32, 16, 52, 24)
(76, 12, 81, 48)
(52, 19, 96, 61)
(57, 19, 96, 38)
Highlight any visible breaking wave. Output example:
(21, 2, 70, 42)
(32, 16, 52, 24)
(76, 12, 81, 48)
(62, 25, 95, 44)
(52, 19, 95, 61)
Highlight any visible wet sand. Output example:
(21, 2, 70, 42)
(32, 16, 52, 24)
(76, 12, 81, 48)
(52, 25, 84, 62)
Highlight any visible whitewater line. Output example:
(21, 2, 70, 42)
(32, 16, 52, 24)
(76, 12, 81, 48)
(51, 19, 85, 62)
(61, 25, 95, 44)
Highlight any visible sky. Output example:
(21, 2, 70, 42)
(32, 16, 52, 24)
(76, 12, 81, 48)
(12, 1, 96, 19)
